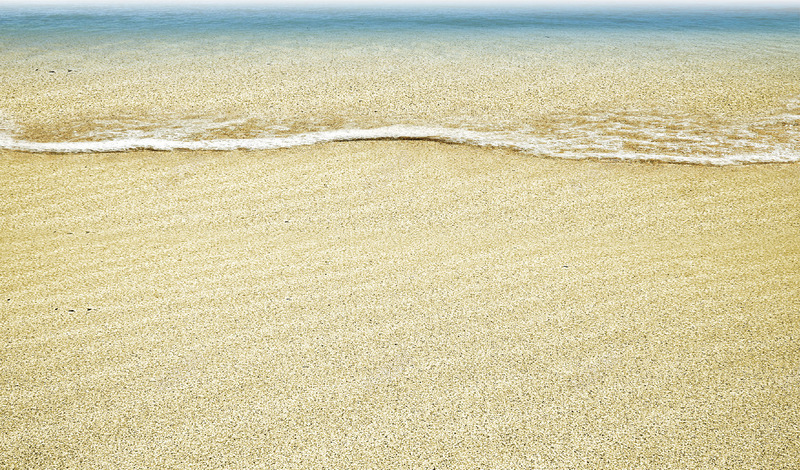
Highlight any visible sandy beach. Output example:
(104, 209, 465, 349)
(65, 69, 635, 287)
(2, 142, 798, 468)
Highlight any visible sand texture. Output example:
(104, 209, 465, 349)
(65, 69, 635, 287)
(1, 142, 799, 468)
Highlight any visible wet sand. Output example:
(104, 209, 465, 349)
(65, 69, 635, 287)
(2, 42, 798, 154)
(1, 142, 799, 468)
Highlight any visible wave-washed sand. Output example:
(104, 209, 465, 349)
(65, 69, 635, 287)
(2, 34, 798, 162)
(1, 142, 799, 468)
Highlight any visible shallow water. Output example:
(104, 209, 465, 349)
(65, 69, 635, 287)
(1, 6, 798, 163)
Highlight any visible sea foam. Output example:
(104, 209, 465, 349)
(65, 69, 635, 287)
(1, 125, 797, 165)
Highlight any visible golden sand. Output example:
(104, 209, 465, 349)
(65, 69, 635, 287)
(1, 142, 799, 468)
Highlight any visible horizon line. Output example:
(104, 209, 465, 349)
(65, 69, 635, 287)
(3, 0, 799, 8)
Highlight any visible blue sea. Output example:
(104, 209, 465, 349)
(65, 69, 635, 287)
(0, 5, 798, 163)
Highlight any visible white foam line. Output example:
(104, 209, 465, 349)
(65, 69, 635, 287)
(1, 125, 798, 166)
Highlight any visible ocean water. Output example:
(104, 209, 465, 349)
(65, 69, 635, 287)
(0, 6, 798, 164)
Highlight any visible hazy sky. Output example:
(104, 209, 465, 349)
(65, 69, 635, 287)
(5, 0, 798, 7)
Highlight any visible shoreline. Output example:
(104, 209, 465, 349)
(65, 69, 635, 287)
(2, 141, 799, 468)
(2, 133, 799, 165)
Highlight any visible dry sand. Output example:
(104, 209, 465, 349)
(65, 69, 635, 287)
(1, 142, 799, 468)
